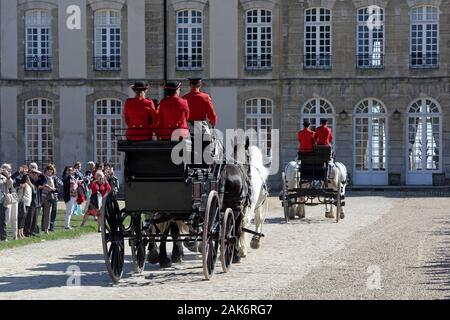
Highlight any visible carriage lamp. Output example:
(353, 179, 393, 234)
(339, 110, 348, 120)
(393, 109, 401, 121)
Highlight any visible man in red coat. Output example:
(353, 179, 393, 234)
(315, 119, 333, 146)
(157, 81, 190, 140)
(124, 82, 157, 141)
(183, 78, 217, 128)
(297, 120, 316, 153)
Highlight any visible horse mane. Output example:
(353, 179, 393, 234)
(248, 146, 269, 181)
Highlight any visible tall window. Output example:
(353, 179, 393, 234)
(94, 99, 123, 173)
(25, 10, 51, 70)
(245, 98, 273, 159)
(408, 98, 441, 172)
(301, 98, 335, 139)
(25, 99, 54, 164)
(410, 6, 439, 68)
(354, 99, 387, 172)
(304, 8, 331, 69)
(176, 10, 203, 70)
(357, 6, 384, 68)
(246, 9, 272, 70)
(94, 10, 121, 71)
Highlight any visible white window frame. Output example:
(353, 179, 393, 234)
(94, 9, 122, 71)
(353, 99, 388, 173)
(25, 10, 52, 71)
(245, 98, 274, 160)
(410, 5, 439, 68)
(245, 9, 272, 70)
(356, 6, 385, 69)
(304, 7, 332, 69)
(176, 9, 203, 70)
(300, 98, 336, 145)
(25, 98, 54, 164)
(94, 99, 124, 174)
(406, 98, 442, 174)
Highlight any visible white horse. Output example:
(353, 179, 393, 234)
(284, 158, 347, 220)
(239, 146, 270, 257)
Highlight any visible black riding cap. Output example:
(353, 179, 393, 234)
(131, 81, 149, 91)
(188, 77, 203, 85)
(303, 120, 311, 127)
(164, 81, 181, 90)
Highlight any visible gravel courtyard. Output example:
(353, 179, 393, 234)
(1, 192, 449, 300)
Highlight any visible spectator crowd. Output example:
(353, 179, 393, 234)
(0, 161, 119, 242)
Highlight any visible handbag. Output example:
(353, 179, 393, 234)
(2, 191, 18, 206)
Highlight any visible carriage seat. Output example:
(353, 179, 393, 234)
(297, 146, 332, 182)
(118, 139, 191, 181)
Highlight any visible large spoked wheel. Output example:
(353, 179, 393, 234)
(130, 213, 147, 274)
(220, 208, 236, 273)
(336, 181, 342, 224)
(202, 191, 221, 280)
(282, 173, 290, 223)
(101, 194, 125, 284)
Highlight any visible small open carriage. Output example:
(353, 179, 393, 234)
(101, 129, 237, 283)
(280, 146, 344, 223)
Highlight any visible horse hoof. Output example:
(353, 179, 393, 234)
(232, 255, 241, 264)
(340, 213, 345, 220)
(250, 238, 260, 250)
(325, 212, 335, 219)
(171, 255, 182, 264)
(158, 256, 172, 269)
(146, 248, 159, 265)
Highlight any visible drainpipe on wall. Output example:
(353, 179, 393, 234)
(164, 0, 168, 82)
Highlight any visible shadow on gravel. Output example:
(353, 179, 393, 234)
(0, 252, 213, 292)
(416, 218, 450, 300)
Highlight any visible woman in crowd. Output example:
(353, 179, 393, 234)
(39, 165, 58, 235)
(81, 171, 111, 231)
(62, 166, 78, 230)
(16, 167, 33, 239)
(0, 164, 14, 241)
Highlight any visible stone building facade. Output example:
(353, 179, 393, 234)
(0, 0, 449, 189)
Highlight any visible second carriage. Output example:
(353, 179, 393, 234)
(101, 131, 237, 284)
(280, 146, 345, 223)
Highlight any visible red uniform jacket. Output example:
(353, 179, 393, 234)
(124, 97, 157, 141)
(315, 125, 333, 146)
(298, 129, 316, 153)
(89, 180, 111, 198)
(157, 96, 190, 140)
(183, 90, 217, 127)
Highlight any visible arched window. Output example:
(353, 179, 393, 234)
(94, 10, 121, 71)
(410, 6, 439, 68)
(354, 99, 387, 174)
(176, 9, 203, 70)
(304, 8, 331, 69)
(94, 99, 123, 173)
(245, 98, 273, 158)
(25, 10, 51, 70)
(407, 98, 441, 173)
(25, 98, 54, 164)
(245, 9, 272, 70)
(357, 6, 384, 68)
(301, 98, 335, 138)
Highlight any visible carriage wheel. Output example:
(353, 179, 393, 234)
(130, 214, 147, 274)
(336, 181, 342, 224)
(220, 208, 236, 273)
(202, 191, 221, 280)
(101, 194, 125, 284)
(281, 173, 290, 223)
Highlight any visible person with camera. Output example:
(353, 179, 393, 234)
(14, 165, 33, 239)
(0, 164, 15, 241)
(39, 165, 58, 235)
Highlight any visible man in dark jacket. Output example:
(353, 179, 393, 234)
(24, 169, 44, 237)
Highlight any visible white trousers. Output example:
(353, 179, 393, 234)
(6, 203, 18, 239)
(65, 197, 77, 228)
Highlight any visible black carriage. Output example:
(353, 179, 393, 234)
(101, 133, 237, 283)
(280, 146, 344, 223)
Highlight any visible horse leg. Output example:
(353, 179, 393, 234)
(233, 210, 244, 263)
(238, 211, 250, 258)
(171, 221, 185, 263)
(157, 222, 172, 268)
(299, 196, 306, 219)
(250, 206, 262, 250)
(146, 225, 159, 264)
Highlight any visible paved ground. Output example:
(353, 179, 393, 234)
(0, 192, 450, 300)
